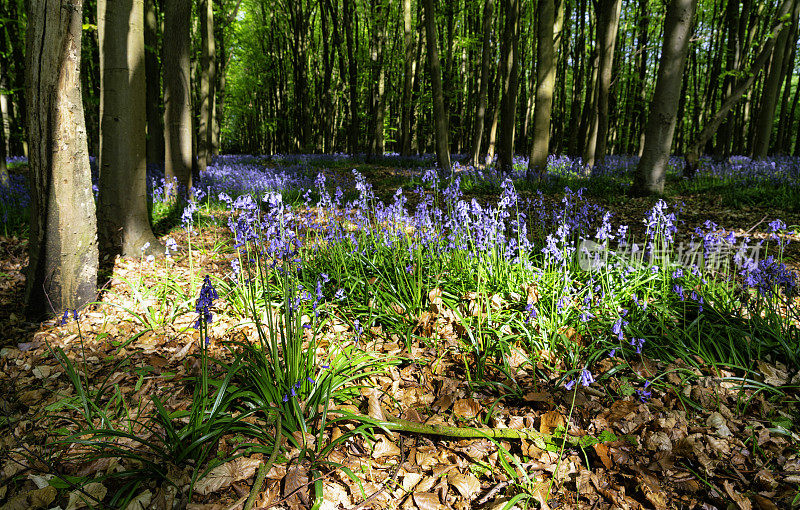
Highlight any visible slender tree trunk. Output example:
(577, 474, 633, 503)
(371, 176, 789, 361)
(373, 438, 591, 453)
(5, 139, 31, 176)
(584, 0, 621, 168)
(98, 0, 161, 257)
(198, 0, 216, 170)
(0, 56, 8, 186)
(144, 0, 164, 165)
(423, 0, 451, 172)
(528, 0, 555, 179)
(343, 0, 359, 154)
(497, 0, 520, 174)
(471, 0, 495, 166)
(631, 0, 697, 196)
(752, 0, 798, 158)
(214, 27, 226, 156)
(684, 0, 794, 174)
(25, 0, 98, 318)
(400, 0, 415, 156)
(163, 0, 193, 192)
(486, 69, 501, 162)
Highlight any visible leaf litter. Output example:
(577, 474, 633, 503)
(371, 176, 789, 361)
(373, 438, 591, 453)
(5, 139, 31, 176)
(0, 185, 799, 509)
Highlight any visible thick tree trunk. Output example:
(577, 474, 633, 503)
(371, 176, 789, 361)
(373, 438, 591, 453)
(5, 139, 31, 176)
(423, 0, 451, 172)
(528, 0, 555, 179)
(631, 0, 697, 196)
(197, 0, 216, 170)
(25, 0, 98, 318)
(471, 0, 494, 166)
(144, 0, 163, 165)
(752, 0, 798, 158)
(497, 0, 520, 175)
(98, 0, 161, 258)
(163, 0, 193, 192)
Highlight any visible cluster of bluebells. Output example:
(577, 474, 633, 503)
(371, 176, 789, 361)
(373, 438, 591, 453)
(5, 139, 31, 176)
(564, 368, 595, 390)
(60, 309, 79, 325)
(740, 256, 798, 300)
(194, 275, 219, 330)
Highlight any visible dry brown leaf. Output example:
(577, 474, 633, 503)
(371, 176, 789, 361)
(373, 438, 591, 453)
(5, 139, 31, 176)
(593, 442, 613, 470)
(634, 466, 667, 510)
(365, 388, 386, 421)
(123, 490, 153, 510)
(284, 464, 310, 510)
(723, 480, 751, 510)
(539, 410, 566, 436)
(194, 457, 261, 495)
(372, 435, 401, 458)
(66, 482, 107, 510)
(412, 491, 445, 510)
(448, 472, 481, 501)
(453, 398, 480, 419)
(752, 494, 780, 510)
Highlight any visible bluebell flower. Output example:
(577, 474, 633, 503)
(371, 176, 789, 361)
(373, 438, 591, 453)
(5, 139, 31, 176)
(194, 275, 219, 329)
(580, 369, 594, 387)
(61, 310, 70, 326)
(636, 381, 652, 402)
(564, 379, 576, 390)
(630, 338, 645, 354)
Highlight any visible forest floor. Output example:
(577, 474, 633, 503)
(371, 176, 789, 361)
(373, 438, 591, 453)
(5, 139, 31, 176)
(1, 157, 800, 510)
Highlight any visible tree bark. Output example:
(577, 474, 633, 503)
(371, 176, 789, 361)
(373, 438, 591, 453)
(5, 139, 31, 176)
(583, 0, 622, 168)
(144, 0, 163, 165)
(528, 0, 555, 179)
(471, 0, 494, 166)
(752, 0, 798, 158)
(497, 0, 520, 175)
(197, 0, 216, 170)
(343, 0, 359, 154)
(97, 0, 161, 258)
(684, 0, 794, 175)
(400, 0, 415, 156)
(163, 0, 193, 193)
(423, 0, 451, 172)
(631, 0, 697, 196)
(25, 0, 98, 318)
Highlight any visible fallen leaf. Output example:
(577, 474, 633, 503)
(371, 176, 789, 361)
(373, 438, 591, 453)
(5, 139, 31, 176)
(539, 410, 566, 436)
(453, 398, 480, 419)
(284, 464, 310, 510)
(448, 472, 480, 500)
(723, 480, 751, 510)
(194, 457, 262, 495)
(412, 491, 445, 510)
(372, 435, 401, 458)
(66, 482, 107, 510)
(593, 443, 613, 469)
(124, 490, 153, 510)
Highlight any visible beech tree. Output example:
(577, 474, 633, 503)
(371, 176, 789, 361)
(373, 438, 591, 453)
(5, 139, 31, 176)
(25, 0, 98, 318)
(528, 0, 555, 179)
(631, 0, 698, 196)
(423, 0, 451, 173)
(163, 0, 194, 193)
(97, 0, 162, 257)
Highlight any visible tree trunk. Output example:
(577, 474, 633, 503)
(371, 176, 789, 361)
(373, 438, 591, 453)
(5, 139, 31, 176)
(144, 0, 163, 164)
(25, 0, 98, 318)
(97, 0, 161, 258)
(400, 0, 415, 156)
(471, 0, 495, 166)
(631, 0, 697, 196)
(528, 0, 555, 179)
(0, 54, 8, 187)
(752, 0, 798, 158)
(197, 0, 216, 170)
(684, 0, 794, 175)
(497, 0, 520, 174)
(343, 0, 359, 154)
(423, 0, 451, 172)
(163, 0, 193, 192)
(583, 0, 621, 168)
